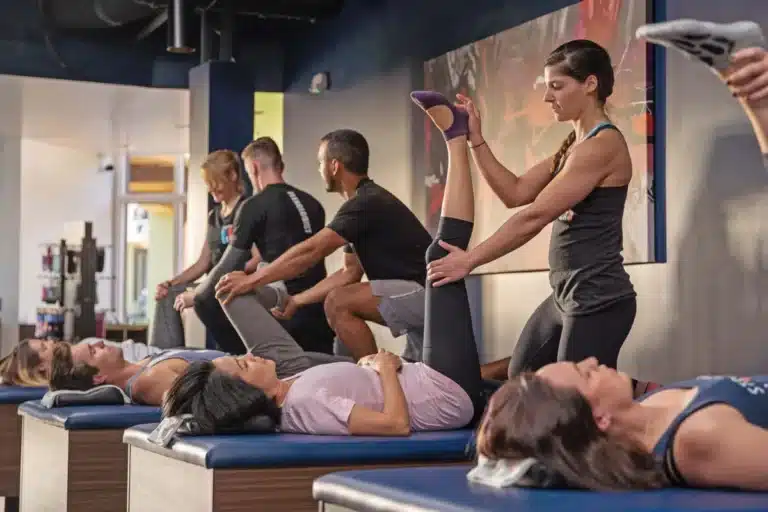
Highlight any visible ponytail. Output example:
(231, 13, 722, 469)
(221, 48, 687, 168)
(551, 131, 576, 174)
(541, 429, 668, 491)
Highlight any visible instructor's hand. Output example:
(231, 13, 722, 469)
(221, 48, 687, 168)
(426, 240, 472, 287)
(215, 271, 252, 305)
(727, 47, 768, 102)
(271, 295, 300, 321)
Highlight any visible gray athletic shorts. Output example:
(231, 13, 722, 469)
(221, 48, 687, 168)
(370, 279, 425, 361)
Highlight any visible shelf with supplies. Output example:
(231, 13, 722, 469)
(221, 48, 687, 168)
(35, 222, 110, 341)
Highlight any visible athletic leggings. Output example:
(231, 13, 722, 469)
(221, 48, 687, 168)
(507, 294, 636, 379)
(150, 283, 187, 349)
(423, 216, 484, 417)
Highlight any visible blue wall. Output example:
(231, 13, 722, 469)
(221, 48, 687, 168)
(283, 0, 579, 91)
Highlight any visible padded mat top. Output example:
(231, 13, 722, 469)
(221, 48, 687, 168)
(124, 423, 475, 469)
(0, 386, 47, 404)
(18, 400, 161, 430)
(313, 466, 768, 512)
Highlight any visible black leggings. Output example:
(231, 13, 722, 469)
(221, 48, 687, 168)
(422, 216, 484, 416)
(507, 294, 636, 378)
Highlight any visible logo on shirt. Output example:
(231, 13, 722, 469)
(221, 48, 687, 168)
(699, 375, 768, 396)
(220, 224, 234, 246)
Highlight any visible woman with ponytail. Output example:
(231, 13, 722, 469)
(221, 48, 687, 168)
(425, 40, 636, 379)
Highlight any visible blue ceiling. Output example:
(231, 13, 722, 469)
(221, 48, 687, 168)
(0, 0, 345, 89)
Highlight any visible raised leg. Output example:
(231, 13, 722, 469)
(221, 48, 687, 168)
(636, 19, 768, 153)
(150, 283, 187, 349)
(411, 90, 483, 413)
(221, 288, 350, 378)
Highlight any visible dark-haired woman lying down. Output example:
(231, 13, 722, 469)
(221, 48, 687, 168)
(164, 97, 488, 437)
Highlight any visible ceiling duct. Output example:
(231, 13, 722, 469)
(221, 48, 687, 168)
(166, 0, 195, 53)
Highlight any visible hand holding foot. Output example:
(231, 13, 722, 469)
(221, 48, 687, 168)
(426, 240, 473, 287)
(455, 93, 483, 144)
(727, 47, 768, 102)
(410, 91, 469, 141)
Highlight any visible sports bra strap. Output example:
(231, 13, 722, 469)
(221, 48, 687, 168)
(584, 121, 616, 139)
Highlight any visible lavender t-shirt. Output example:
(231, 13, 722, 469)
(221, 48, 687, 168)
(279, 362, 473, 435)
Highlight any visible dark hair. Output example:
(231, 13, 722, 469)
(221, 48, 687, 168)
(545, 40, 615, 174)
(0, 339, 46, 386)
(475, 373, 667, 491)
(241, 137, 285, 171)
(48, 343, 98, 391)
(163, 361, 281, 434)
(320, 129, 370, 176)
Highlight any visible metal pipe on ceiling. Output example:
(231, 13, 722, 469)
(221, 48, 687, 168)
(167, 0, 195, 54)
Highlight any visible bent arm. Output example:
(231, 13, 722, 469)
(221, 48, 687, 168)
(294, 252, 364, 306)
(470, 142, 555, 208)
(247, 228, 347, 289)
(466, 136, 616, 270)
(347, 368, 410, 436)
(168, 242, 212, 287)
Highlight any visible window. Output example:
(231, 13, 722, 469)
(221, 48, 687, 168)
(113, 152, 187, 326)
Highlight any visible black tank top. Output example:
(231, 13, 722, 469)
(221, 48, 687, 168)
(207, 195, 246, 268)
(548, 122, 636, 315)
(640, 376, 768, 486)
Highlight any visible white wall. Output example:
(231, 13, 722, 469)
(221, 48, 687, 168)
(0, 79, 22, 354)
(284, 0, 768, 382)
(18, 140, 113, 326)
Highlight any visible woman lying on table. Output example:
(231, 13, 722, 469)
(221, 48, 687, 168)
(163, 90, 489, 437)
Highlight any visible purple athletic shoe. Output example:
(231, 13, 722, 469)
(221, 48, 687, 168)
(410, 90, 469, 141)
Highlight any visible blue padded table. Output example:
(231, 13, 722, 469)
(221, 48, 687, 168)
(123, 423, 474, 512)
(0, 387, 47, 509)
(17, 401, 161, 512)
(313, 466, 768, 512)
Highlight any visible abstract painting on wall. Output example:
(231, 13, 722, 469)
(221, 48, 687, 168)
(418, 0, 660, 273)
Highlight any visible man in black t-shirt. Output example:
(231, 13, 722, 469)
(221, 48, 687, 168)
(228, 137, 335, 354)
(216, 129, 432, 361)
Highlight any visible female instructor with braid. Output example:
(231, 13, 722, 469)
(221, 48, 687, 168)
(427, 40, 636, 379)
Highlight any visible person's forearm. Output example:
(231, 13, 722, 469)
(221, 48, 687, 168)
(294, 268, 362, 306)
(168, 262, 206, 287)
(739, 97, 768, 155)
(468, 209, 545, 270)
(248, 243, 323, 289)
(378, 369, 410, 433)
(469, 139, 523, 207)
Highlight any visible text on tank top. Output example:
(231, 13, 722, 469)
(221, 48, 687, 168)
(548, 122, 636, 315)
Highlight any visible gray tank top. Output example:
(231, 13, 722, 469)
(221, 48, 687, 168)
(548, 122, 636, 315)
(124, 349, 227, 401)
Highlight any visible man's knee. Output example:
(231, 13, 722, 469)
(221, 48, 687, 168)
(323, 287, 347, 324)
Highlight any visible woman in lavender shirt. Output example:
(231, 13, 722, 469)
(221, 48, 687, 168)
(163, 93, 486, 436)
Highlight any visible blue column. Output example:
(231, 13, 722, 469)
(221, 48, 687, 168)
(188, 61, 254, 349)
